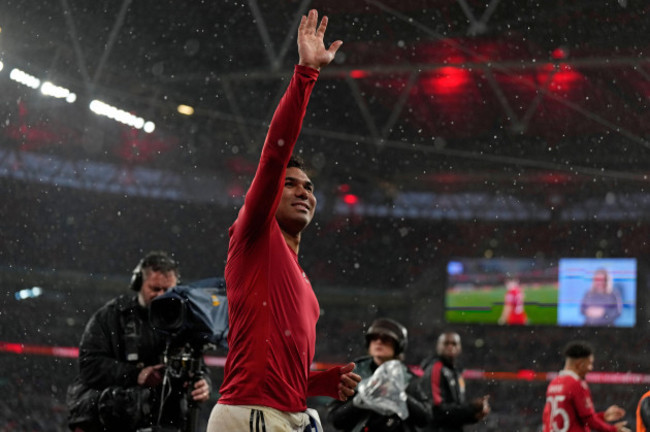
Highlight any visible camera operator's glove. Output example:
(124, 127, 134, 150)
(138, 364, 165, 387)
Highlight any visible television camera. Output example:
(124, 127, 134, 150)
(145, 277, 229, 432)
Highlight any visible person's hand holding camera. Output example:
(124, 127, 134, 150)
(189, 378, 211, 402)
(138, 364, 165, 387)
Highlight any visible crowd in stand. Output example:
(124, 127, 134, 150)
(4, 178, 650, 289)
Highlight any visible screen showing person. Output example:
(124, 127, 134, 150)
(556, 258, 636, 327)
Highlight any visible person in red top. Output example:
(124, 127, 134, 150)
(498, 276, 528, 325)
(206, 9, 361, 432)
(542, 341, 630, 432)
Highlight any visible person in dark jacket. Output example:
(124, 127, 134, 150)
(328, 318, 430, 432)
(411, 331, 489, 432)
(66, 251, 211, 432)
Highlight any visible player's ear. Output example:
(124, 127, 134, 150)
(576, 357, 586, 371)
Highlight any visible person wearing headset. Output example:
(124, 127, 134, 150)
(66, 251, 211, 432)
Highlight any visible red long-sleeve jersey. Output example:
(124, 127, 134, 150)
(543, 370, 616, 432)
(218, 65, 339, 413)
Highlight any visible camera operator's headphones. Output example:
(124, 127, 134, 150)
(129, 251, 180, 291)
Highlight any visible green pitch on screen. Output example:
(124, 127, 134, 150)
(445, 285, 559, 325)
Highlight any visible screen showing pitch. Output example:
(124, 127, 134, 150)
(445, 257, 636, 327)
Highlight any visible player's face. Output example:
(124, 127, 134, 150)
(276, 167, 317, 235)
(368, 334, 396, 364)
(138, 270, 178, 307)
(437, 333, 462, 360)
(576, 355, 594, 378)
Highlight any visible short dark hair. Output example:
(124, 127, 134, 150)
(130, 251, 180, 291)
(563, 340, 593, 359)
(288, 154, 305, 170)
(141, 251, 179, 277)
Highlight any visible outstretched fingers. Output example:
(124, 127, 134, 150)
(298, 14, 307, 34)
(304, 9, 318, 35)
(327, 39, 343, 56)
(316, 14, 328, 39)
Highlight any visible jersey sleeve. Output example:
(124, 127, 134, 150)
(572, 382, 617, 432)
(584, 414, 617, 431)
(307, 367, 340, 399)
(235, 65, 319, 238)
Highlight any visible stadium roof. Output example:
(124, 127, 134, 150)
(1, 0, 649, 197)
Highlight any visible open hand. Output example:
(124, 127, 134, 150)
(297, 9, 343, 70)
(604, 405, 626, 422)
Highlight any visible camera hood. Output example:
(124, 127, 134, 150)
(149, 277, 228, 349)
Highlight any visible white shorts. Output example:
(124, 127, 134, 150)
(207, 403, 320, 432)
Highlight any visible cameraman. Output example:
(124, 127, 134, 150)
(66, 251, 211, 432)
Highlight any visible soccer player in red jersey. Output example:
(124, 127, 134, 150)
(543, 341, 630, 432)
(206, 9, 361, 432)
(498, 276, 528, 325)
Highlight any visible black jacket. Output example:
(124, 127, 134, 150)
(409, 357, 480, 432)
(66, 294, 210, 431)
(328, 356, 430, 432)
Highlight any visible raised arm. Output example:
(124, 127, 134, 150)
(236, 10, 342, 234)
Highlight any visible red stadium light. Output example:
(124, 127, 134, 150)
(422, 67, 471, 95)
(342, 193, 359, 205)
(2, 342, 24, 354)
(551, 47, 568, 60)
(517, 369, 538, 381)
(537, 63, 582, 92)
(349, 69, 369, 79)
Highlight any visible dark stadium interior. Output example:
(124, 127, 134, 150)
(1, 0, 649, 430)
